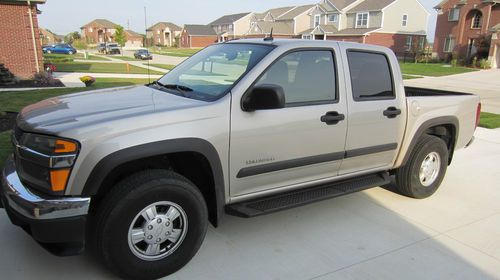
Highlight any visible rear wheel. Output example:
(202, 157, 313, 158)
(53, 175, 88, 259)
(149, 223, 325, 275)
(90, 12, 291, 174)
(395, 134, 449, 199)
(89, 170, 208, 279)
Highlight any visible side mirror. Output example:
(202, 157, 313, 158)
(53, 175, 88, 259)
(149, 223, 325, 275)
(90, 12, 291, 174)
(241, 84, 286, 112)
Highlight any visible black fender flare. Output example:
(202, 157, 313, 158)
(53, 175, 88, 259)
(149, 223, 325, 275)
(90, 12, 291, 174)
(401, 116, 459, 166)
(81, 138, 225, 225)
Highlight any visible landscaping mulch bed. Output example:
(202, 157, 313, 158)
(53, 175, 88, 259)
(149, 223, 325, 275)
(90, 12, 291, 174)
(0, 79, 64, 88)
(0, 111, 18, 132)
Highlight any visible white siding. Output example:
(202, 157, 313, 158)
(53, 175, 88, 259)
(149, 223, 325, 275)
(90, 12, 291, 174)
(379, 0, 428, 34)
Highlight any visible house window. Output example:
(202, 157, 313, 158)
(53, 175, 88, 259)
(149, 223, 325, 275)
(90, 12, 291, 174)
(314, 15, 321, 27)
(229, 24, 233, 31)
(406, 36, 413, 50)
(444, 37, 455, 52)
(402, 14, 408, 27)
(419, 37, 426, 50)
(302, 34, 312, 40)
(471, 11, 482, 29)
(448, 8, 460, 21)
(329, 14, 338, 23)
(356, 12, 369, 28)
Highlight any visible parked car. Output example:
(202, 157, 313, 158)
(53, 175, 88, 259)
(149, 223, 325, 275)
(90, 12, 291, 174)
(97, 43, 106, 54)
(134, 49, 153, 60)
(1, 39, 480, 279)
(105, 43, 120, 55)
(42, 43, 76, 55)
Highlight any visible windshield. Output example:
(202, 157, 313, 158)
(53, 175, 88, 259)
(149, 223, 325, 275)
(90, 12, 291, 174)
(155, 43, 274, 101)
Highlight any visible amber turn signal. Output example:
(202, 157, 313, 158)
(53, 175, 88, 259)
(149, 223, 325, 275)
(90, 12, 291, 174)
(54, 139, 77, 153)
(50, 169, 70, 192)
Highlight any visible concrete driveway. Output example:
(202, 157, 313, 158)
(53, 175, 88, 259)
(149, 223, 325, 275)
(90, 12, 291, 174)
(122, 50, 187, 66)
(405, 69, 500, 114)
(1, 128, 499, 279)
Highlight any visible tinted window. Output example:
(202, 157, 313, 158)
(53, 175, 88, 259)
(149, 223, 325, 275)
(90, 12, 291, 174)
(255, 50, 337, 105)
(347, 51, 394, 101)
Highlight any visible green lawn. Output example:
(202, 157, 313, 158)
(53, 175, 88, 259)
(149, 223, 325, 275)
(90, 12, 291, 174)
(54, 62, 163, 75)
(399, 62, 478, 77)
(146, 63, 176, 70)
(0, 78, 151, 169)
(44, 53, 109, 62)
(110, 55, 141, 61)
(479, 112, 500, 129)
(75, 53, 110, 61)
(151, 48, 201, 57)
(403, 75, 423, 80)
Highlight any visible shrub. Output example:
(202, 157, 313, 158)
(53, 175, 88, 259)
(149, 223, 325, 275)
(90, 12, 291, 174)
(80, 75, 95, 87)
(32, 71, 60, 86)
(479, 59, 491, 69)
(451, 58, 458, 67)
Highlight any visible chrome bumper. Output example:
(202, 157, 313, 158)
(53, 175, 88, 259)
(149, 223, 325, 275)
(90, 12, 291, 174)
(1, 155, 90, 220)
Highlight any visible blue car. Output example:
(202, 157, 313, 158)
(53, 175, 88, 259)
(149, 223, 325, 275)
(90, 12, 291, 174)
(43, 43, 77, 55)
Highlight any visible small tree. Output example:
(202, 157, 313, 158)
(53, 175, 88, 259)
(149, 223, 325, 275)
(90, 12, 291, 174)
(64, 31, 81, 44)
(114, 25, 127, 49)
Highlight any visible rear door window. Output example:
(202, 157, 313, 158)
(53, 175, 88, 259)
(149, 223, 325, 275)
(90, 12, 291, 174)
(347, 51, 394, 101)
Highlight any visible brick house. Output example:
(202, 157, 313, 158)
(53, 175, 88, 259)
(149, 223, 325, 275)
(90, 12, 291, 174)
(180, 25, 217, 48)
(124, 29, 143, 48)
(146, 22, 182, 47)
(81, 19, 118, 44)
(433, 0, 500, 67)
(0, 0, 45, 79)
(40, 28, 62, 45)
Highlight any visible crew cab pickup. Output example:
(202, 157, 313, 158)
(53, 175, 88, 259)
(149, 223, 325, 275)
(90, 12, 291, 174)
(1, 39, 480, 279)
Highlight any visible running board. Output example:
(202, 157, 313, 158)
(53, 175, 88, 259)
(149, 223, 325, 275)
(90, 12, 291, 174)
(226, 172, 390, 218)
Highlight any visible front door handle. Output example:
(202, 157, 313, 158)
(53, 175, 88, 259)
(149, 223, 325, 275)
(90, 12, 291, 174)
(321, 111, 345, 125)
(383, 107, 402, 119)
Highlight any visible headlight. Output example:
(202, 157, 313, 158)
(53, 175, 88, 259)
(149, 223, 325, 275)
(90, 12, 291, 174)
(16, 133, 80, 193)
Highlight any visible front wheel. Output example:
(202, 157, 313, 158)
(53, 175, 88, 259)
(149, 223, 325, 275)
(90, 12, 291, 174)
(395, 134, 449, 199)
(89, 170, 208, 279)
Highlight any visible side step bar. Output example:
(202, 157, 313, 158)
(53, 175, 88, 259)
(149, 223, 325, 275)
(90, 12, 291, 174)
(226, 172, 390, 218)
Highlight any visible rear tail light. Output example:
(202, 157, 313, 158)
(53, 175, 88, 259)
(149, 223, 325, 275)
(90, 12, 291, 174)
(475, 102, 481, 130)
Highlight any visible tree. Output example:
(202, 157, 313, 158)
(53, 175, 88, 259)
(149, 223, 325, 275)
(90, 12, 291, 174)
(64, 31, 81, 44)
(114, 25, 127, 48)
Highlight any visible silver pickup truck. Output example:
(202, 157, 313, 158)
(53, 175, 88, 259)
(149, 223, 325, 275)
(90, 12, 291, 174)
(1, 39, 480, 279)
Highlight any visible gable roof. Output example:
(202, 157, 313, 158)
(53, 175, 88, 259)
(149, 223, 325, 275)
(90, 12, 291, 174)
(210, 12, 251, 26)
(247, 21, 295, 35)
(277, 5, 314, 20)
(146, 22, 182, 32)
(330, 0, 359, 10)
(256, 6, 296, 20)
(183, 24, 217, 36)
(300, 24, 338, 35)
(125, 30, 142, 38)
(81, 19, 118, 29)
(329, 27, 380, 35)
(347, 0, 396, 13)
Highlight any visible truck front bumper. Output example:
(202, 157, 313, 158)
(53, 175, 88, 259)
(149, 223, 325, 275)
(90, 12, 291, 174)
(1, 155, 90, 255)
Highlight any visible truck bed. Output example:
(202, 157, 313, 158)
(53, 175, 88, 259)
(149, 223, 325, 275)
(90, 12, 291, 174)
(405, 87, 474, 97)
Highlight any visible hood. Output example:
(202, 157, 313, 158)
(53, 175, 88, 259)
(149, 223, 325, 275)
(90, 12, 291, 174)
(17, 85, 206, 135)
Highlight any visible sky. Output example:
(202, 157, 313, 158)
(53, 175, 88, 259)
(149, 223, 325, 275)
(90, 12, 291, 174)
(38, 0, 441, 41)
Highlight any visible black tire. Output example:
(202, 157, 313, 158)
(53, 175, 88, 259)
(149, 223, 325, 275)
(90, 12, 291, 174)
(395, 134, 449, 199)
(89, 169, 208, 280)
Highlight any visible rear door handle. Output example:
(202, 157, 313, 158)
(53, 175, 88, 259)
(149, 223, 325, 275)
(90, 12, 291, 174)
(383, 107, 402, 119)
(321, 111, 345, 125)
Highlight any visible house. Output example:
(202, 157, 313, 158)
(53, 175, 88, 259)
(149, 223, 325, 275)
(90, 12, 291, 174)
(246, 5, 315, 38)
(209, 12, 253, 41)
(0, 0, 45, 79)
(433, 0, 500, 67)
(40, 28, 62, 45)
(146, 22, 182, 47)
(124, 30, 143, 48)
(300, 0, 429, 56)
(81, 19, 118, 44)
(180, 25, 217, 48)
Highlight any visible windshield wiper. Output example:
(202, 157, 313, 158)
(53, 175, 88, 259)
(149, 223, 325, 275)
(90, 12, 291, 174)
(163, 84, 193, 92)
